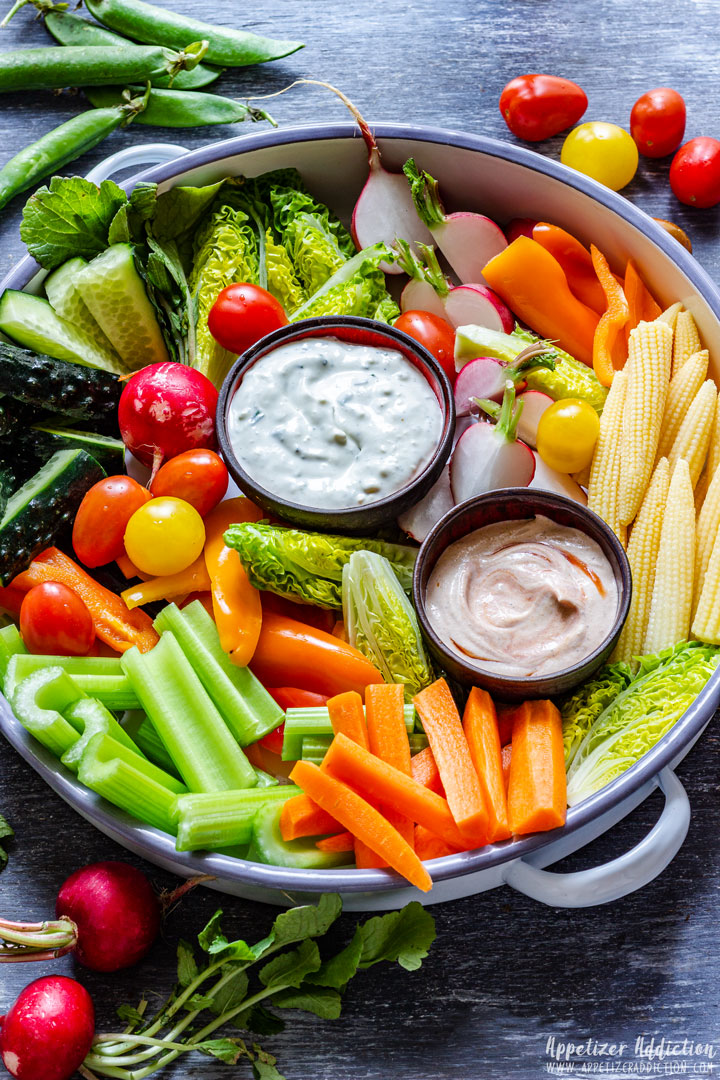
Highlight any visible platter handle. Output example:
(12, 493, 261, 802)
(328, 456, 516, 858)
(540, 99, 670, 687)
(84, 143, 190, 184)
(501, 767, 690, 908)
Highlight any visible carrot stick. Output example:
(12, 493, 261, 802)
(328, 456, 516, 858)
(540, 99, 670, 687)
(414, 824, 462, 862)
(316, 830, 355, 853)
(507, 700, 567, 835)
(495, 703, 520, 747)
(290, 760, 432, 892)
(462, 688, 511, 843)
(323, 732, 468, 849)
(413, 679, 489, 844)
(363, 682, 415, 866)
(501, 744, 512, 790)
(279, 793, 342, 842)
(410, 746, 445, 797)
(327, 690, 369, 748)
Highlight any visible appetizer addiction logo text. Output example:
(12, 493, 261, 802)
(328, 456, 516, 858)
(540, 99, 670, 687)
(544, 1034, 717, 1074)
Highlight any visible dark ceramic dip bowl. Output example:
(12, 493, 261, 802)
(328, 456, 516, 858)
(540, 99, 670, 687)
(216, 315, 455, 533)
(413, 489, 632, 700)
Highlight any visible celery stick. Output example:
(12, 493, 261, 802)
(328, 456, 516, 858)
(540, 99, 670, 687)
(0, 624, 26, 682)
(299, 732, 431, 765)
(254, 767, 279, 788)
(173, 785, 300, 852)
(11, 667, 86, 757)
(78, 732, 182, 833)
(61, 697, 145, 773)
(4, 653, 139, 710)
(121, 633, 257, 792)
(121, 710, 181, 780)
(153, 601, 283, 745)
(282, 703, 416, 760)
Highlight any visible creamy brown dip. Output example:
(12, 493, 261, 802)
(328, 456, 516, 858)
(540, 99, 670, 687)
(426, 515, 617, 677)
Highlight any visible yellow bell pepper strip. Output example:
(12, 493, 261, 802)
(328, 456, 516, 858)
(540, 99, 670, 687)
(116, 553, 151, 581)
(120, 555, 211, 610)
(482, 236, 599, 366)
(532, 222, 607, 314)
(12, 548, 158, 654)
(590, 244, 630, 387)
(203, 496, 264, 667)
(624, 258, 662, 346)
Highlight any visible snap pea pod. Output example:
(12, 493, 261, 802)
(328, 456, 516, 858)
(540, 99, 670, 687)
(84, 0, 303, 66)
(84, 84, 275, 127)
(0, 40, 207, 93)
(43, 9, 223, 91)
(0, 88, 147, 211)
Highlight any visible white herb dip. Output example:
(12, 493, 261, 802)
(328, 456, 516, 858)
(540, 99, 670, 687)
(228, 336, 443, 509)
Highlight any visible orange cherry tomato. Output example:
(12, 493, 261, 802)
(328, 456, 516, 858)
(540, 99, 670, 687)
(72, 476, 152, 568)
(149, 449, 229, 517)
(394, 310, 456, 383)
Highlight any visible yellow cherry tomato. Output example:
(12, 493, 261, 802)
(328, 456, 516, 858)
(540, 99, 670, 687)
(561, 122, 639, 191)
(124, 496, 205, 577)
(536, 398, 600, 474)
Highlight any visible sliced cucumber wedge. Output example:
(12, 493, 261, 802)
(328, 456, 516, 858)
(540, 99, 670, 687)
(76, 244, 169, 369)
(0, 290, 125, 373)
(44, 258, 120, 363)
(251, 803, 351, 870)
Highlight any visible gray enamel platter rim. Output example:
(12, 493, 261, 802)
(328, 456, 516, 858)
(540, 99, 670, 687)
(2, 121, 720, 902)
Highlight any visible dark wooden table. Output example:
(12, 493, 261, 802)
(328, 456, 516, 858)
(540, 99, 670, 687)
(2, 2, 720, 1077)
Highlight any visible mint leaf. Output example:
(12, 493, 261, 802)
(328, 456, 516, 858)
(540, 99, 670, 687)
(0, 813, 13, 873)
(259, 940, 321, 991)
(177, 940, 198, 988)
(20, 177, 128, 269)
(272, 985, 342, 1020)
(306, 926, 363, 989)
(197, 1037, 249, 1065)
(252, 894, 342, 960)
(234, 1004, 285, 1036)
(358, 902, 436, 972)
(208, 967, 249, 1017)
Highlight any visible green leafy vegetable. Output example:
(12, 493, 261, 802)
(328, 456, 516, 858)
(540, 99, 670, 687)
(265, 230, 307, 314)
(0, 812, 12, 872)
(290, 244, 398, 323)
(566, 641, 719, 805)
(559, 660, 633, 767)
(342, 550, 434, 700)
(224, 522, 417, 609)
(20, 177, 129, 269)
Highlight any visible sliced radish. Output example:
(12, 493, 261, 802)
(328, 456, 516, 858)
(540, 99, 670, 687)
(403, 159, 507, 284)
(443, 284, 513, 332)
(397, 464, 454, 542)
(453, 341, 558, 415)
(530, 453, 587, 503)
(400, 277, 447, 320)
(516, 390, 553, 449)
(450, 382, 535, 502)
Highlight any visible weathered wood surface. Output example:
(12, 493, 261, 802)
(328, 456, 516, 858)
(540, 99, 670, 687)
(2, 1, 720, 1076)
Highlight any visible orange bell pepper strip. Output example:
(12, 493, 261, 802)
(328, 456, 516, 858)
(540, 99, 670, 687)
(250, 612, 383, 698)
(12, 547, 158, 654)
(624, 258, 662, 345)
(507, 699, 567, 835)
(120, 555, 211, 610)
(203, 496, 264, 667)
(0, 584, 24, 618)
(482, 236, 599, 366)
(532, 222, 607, 314)
(590, 245, 630, 387)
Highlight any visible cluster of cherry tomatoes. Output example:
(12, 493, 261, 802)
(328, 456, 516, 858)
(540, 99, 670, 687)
(499, 74, 720, 208)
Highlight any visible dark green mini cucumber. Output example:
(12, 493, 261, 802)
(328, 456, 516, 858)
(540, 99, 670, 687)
(24, 425, 125, 475)
(0, 339, 122, 423)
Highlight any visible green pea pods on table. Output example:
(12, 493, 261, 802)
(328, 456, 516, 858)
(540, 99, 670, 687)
(0, 40, 208, 92)
(43, 9, 224, 90)
(84, 84, 275, 128)
(84, 0, 303, 66)
(0, 87, 148, 211)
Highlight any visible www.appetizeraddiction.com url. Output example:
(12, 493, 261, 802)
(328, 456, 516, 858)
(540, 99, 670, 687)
(545, 1063, 716, 1075)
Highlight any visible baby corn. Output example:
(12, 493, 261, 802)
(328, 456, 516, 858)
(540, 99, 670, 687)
(667, 379, 717, 487)
(656, 349, 709, 460)
(587, 368, 629, 546)
(657, 301, 683, 329)
(693, 388, 720, 511)
(672, 310, 702, 374)
(643, 459, 695, 654)
(693, 464, 720, 619)
(692, 527, 720, 643)
(612, 457, 670, 663)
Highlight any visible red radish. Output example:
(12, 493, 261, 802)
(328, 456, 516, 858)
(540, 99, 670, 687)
(118, 362, 218, 479)
(450, 383, 535, 502)
(403, 158, 507, 284)
(505, 217, 538, 243)
(400, 278, 447, 318)
(516, 390, 554, 448)
(56, 861, 160, 972)
(443, 284, 513, 332)
(530, 452, 587, 503)
(453, 341, 557, 415)
(398, 464, 454, 542)
(0, 976, 94, 1080)
(396, 238, 450, 318)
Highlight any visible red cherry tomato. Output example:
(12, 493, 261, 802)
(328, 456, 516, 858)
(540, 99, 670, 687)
(394, 310, 456, 383)
(670, 137, 720, 208)
(505, 217, 538, 243)
(630, 88, 686, 158)
(150, 449, 229, 517)
(499, 74, 587, 142)
(72, 476, 152, 568)
(20, 582, 95, 656)
(208, 283, 288, 355)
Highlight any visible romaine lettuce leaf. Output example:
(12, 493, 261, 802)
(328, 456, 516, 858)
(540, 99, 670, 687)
(266, 174, 355, 294)
(265, 231, 307, 314)
(290, 244, 396, 322)
(566, 641, 719, 805)
(559, 661, 633, 766)
(223, 523, 417, 609)
(342, 551, 434, 701)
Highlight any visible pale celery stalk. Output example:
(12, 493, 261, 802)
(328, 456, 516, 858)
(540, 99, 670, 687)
(4, 653, 139, 710)
(0, 624, 26, 682)
(10, 667, 82, 758)
(173, 785, 300, 852)
(78, 733, 184, 834)
(121, 633, 257, 792)
(299, 731, 430, 764)
(121, 710, 181, 780)
(282, 703, 416, 760)
(61, 697, 145, 773)
(153, 601, 283, 745)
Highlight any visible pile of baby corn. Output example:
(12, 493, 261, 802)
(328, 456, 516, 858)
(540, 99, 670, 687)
(587, 304, 720, 660)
